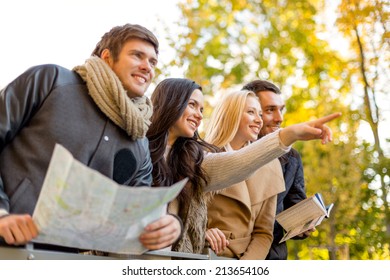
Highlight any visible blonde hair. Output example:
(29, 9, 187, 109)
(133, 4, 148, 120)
(205, 90, 259, 148)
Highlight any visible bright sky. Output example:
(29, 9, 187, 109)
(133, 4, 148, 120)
(0, 0, 180, 89)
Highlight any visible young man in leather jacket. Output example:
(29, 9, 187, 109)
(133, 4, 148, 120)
(0, 24, 182, 253)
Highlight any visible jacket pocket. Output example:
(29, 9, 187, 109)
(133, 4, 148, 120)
(228, 235, 252, 257)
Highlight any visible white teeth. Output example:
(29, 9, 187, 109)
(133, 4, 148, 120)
(134, 76, 146, 83)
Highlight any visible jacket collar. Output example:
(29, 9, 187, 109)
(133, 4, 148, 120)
(217, 143, 285, 212)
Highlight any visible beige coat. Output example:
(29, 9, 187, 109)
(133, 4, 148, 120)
(207, 145, 285, 260)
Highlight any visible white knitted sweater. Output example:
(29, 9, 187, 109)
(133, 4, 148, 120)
(202, 130, 290, 192)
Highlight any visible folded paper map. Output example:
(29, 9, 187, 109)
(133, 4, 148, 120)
(33, 144, 186, 254)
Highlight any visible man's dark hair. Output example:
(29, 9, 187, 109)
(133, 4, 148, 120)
(242, 80, 281, 94)
(91, 24, 159, 61)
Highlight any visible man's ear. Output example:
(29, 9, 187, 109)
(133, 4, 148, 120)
(101, 49, 112, 65)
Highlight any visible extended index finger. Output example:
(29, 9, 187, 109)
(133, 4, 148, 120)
(317, 112, 342, 124)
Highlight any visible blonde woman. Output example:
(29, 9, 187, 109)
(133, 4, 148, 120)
(205, 90, 285, 259)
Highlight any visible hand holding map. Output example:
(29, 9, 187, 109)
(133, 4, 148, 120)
(33, 144, 186, 254)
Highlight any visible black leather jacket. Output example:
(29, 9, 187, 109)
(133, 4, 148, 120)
(0, 64, 152, 215)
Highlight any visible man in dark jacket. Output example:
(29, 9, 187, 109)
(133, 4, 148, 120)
(0, 24, 181, 251)
(243, 80, 313, 259)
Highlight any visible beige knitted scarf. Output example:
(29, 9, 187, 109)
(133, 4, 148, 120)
(73, 56, 153, 140)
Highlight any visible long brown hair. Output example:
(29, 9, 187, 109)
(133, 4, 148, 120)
(147, 78, 219, 231)
(147, 78, 218, 185)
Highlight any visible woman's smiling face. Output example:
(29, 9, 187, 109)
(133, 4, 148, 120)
(168, 89, 204, 145)
(231, 96, 263, 149)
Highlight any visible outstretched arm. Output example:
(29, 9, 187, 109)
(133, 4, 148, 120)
(279, 113, 341, 146)
(203, 131, 289, 192)
(202, 112, 341, 193)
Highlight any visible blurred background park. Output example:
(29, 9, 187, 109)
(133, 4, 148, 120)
(1, 0, 389, 259)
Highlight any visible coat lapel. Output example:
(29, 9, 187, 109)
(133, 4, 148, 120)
(218, 143, 285, 211)
(219, 181, 252, 212)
